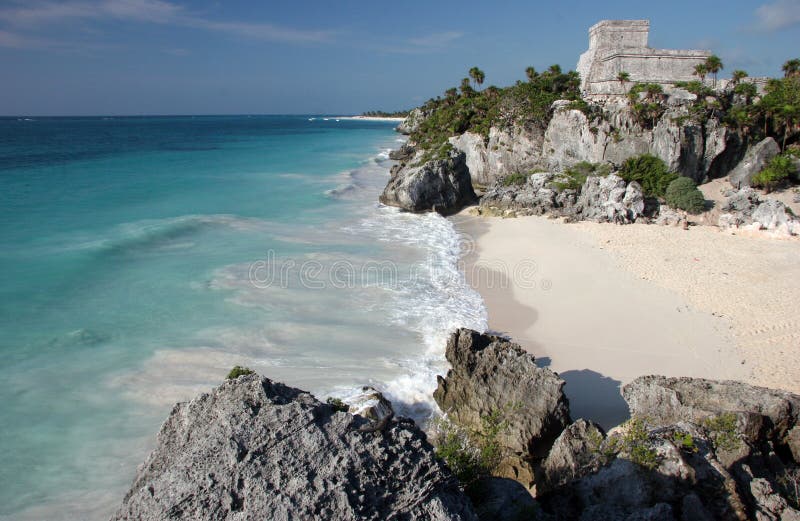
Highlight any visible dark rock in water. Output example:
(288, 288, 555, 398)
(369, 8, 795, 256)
(728, 137, 780, 188)
(380, 150, 477, 215)
(388, 143, 416, 162)
(111, 374, 477, 521)
(433, 328, 570, 489)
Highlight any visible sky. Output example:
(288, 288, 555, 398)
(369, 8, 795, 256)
(1, 0, 799, 116)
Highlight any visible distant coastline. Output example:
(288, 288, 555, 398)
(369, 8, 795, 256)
(336, 115, 406, 122)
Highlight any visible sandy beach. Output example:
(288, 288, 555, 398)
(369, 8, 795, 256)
(454, 213, 800, 428)
(335, 116, 407, 122)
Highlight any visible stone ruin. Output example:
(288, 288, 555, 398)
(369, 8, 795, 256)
(577, 20, 711, 97)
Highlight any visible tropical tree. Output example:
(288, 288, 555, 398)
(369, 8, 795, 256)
(547, 64, 562, 76)
(468, 67, 485, 89)
(694, 63, 708, 84)
(460, 77, 473, 96)
(705, 55, 724, 87)
(731, 70, 748, 87)
(783, 58, 800, 78)
(617, 71, 631, 93)
(525, 66, 537, 82)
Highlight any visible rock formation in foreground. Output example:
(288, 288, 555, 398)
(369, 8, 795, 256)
(434, 328, 571, 489)
(435, 329, 800, 521)
(111, 374, 477, 521)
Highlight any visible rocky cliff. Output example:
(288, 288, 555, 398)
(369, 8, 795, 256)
(111, 375, 477, 521)
(435, 329, 800, 521)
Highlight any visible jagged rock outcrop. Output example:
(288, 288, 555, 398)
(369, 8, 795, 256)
(388, 143, 415, 162)
(539, 419, 606, 494)
(111, 374, 477, 521)
(479, 173, 644, 223)
(539, 376, 800, 520)
(344, 386, 394, 423)
(433, 329, 571, 488)
(718, 188, 800, 235)
(575, 174, 645, 223)
(397, 108, 425, 135)
(379, 150, 477, 215)
(623, 376, 800, 455)
(449, 126, 546, 185)
(728, 137, 780, 188)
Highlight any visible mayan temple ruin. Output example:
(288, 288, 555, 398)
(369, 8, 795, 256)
(577, 19, 711, 97)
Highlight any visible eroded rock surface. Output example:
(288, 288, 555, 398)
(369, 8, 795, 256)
(111, 375, 477, 521)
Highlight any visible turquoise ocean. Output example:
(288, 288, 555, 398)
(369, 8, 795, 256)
(0, 116, 486, 520)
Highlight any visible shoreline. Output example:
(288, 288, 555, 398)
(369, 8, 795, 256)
(452, 212, 759, 428)
(335, 115, 406, 122)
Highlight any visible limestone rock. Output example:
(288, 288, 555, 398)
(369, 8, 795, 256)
(433, 328, 570, 488)
(388, 143, 415, 162)
(622, 375, 800, 449)
(539, 419, 606, 493)
(728, 137, 780, 188)
(379, 150, 477, 215)
(480, 173, 560, 216)
(449, 127, 546, 186)
(576, 175, 645, 223)
(751, 199, 799, 235)
(397, 108, 425, 135)
(344, 386, 394, 423)
(655, 206, 685, 227)
(111, 375, 477, 521)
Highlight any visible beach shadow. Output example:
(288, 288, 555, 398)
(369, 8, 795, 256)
(559, 369, 629, 430)
(535, 356, 552, 368)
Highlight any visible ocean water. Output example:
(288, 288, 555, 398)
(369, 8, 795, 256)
(0, 116, 487, 520)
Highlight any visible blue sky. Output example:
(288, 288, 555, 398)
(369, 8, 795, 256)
(1, 0, 799, 115)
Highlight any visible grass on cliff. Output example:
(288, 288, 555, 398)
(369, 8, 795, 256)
(410, 67, 582, 155)
(226, 365, 255, 379)
(552, 161, 611, 191)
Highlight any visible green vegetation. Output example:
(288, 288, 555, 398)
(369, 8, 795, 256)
(326, 397, 349, 413)
(705, 55, 724, 87)
(673, 430, 699, 453)
(432, 407, 511, 491)
(619, 154, 678, 197)
(703, 413, 742, 452)
(665, 177, 706, 214)
(752, 152, 798, 192)
(627, 83, 666, 128)
(361, 110, 410, 118)
(553, 161, 611, 191)
(621, 417, 660, 469)
(501, 172, 531, 187)
(410, 65, 582, 156)
(469, 67, 486, 89)
(226, 365, 255, 380)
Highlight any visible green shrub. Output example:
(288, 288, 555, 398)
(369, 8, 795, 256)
(752, 154, 796, 192)
(619, 154, 678, 197)
(703, 413, 741, 452)
(326, 397, 349, 413)
(226, 365, 255, 380)
(553, 161, 611, 191)
(622, 417, 660, 469)
(501, 172, 530, 187)
(665, 177, 706, 214)
(673, 431, 699, 453)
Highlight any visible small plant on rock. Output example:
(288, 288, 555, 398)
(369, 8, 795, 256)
(665, 177, 706, 214)
(226, 365, 255, 380)
(621, 417, 660, 470)
(553, 161, 611, 191)
(326, 397, 349, 413)
(703, 413, 742, 452)
(752, 154, 796, 193)
(673, 430, 699, 453)
(501, 172, 531, 187)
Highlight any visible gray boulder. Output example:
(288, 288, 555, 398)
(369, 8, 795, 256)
(539, 419, 606, 493)
(388, 143, 415, 162)
(111, 374, 477, 521)
(480, 172, 560, 216)
(433, 329, 570, 489)
(576, 175, 645, 223)
(728, 137, 780, 188)
(751, 199, 799, 234)
(622, 375, 800, 453)
(380, 150, 477, 215)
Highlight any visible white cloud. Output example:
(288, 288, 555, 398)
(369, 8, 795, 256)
(0, 0, 334, 46)
(408, 31, 463, 48)
(753, 0, 800, 30)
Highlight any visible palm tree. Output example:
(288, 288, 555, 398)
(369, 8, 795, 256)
(525, 66, 537, 82)
(617, 71, 631, 93)
(705, 55, 724, 88)
(460, 77, 473, 96)
(547, 64, 562, 76)
(783, 58, 800, 78)
(694, 63, 708, 84)
(731, 70, 748, 87)
(468, 67, 485, 89)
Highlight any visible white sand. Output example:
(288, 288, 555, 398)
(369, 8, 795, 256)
(334, 116, 406, 122)
(455, 213, 800, 428)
